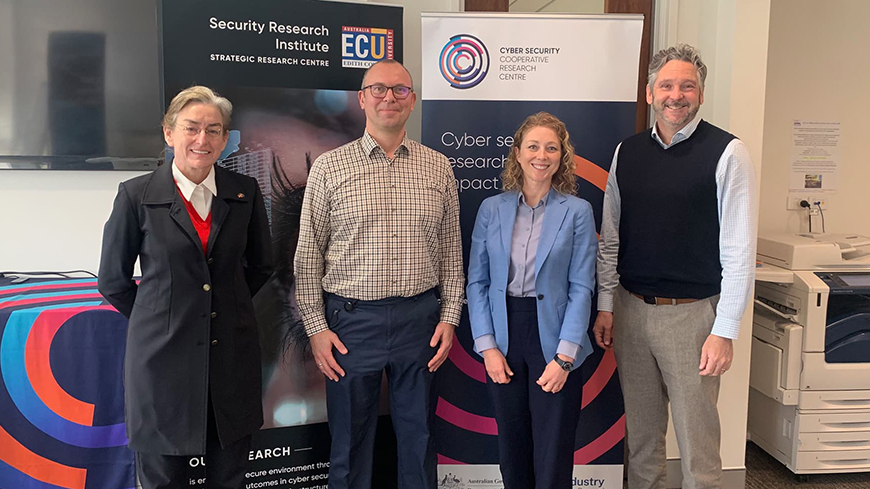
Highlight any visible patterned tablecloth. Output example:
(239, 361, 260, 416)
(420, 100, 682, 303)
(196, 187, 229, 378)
(0, 277, 134, 489)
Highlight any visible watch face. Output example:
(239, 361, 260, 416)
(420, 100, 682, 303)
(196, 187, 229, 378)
(561, 362, 572, 371)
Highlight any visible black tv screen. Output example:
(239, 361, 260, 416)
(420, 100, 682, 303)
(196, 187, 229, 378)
(0, 0, 164, 170)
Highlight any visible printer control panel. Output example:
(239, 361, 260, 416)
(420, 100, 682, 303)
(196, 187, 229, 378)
(815, 272, 870, 295)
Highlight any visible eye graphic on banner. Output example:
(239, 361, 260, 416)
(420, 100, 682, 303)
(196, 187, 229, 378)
(439, 34, 489, 89)
(341, 26, 395, 69)
(0, 280, 134, 489)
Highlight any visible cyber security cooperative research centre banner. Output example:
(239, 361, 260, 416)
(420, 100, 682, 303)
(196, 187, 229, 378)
(421, 13, 643, 489)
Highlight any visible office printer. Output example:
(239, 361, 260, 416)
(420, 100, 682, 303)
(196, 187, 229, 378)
(757, 233, 870, 270)
(749, 233, 870, 476)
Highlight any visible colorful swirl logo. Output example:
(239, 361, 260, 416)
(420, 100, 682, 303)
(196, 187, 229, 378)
(439, 34, 489, 89)
(0, 279, 134, 489)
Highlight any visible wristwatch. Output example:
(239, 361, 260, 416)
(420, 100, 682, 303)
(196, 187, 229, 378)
(553, 355, 573, 371)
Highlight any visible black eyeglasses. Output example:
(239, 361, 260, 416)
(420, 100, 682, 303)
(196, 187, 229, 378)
(361, 84, 414, 100)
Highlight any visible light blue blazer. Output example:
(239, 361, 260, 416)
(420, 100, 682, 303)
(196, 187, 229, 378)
(466, 190, 597, 368)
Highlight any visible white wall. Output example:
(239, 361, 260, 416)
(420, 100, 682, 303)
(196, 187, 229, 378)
(759, 0, 870, 237)
(0, 171, 146, 273)
(654, 0, 771, 475)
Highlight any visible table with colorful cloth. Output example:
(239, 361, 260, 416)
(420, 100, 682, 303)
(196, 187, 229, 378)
(0, 277, 134, 489)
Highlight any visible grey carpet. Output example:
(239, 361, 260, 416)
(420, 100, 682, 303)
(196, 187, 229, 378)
(744, 441, 870, 488)
(621, 441, 870, 488)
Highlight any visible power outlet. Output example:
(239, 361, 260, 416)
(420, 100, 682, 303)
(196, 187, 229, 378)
(787, 196, 827, 210)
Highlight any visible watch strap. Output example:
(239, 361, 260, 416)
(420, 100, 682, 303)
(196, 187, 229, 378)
(554, 355, 573, 371)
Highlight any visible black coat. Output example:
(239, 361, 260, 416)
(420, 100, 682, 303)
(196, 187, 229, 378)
(98, 163, 273, 455)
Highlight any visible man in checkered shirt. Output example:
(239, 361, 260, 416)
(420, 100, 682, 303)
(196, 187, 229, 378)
(294, 59, 464, 489)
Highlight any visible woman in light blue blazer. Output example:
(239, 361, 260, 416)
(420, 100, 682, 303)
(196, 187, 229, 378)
(467, 112, 597, 489)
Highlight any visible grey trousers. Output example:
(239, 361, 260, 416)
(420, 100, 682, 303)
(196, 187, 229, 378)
(612, 286, 722, 489)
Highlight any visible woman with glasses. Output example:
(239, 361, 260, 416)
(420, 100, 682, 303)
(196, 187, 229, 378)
(98, 86, 273, 489)
(466, 112, 597, 489)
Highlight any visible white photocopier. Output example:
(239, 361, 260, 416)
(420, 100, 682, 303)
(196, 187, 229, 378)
(749, 233, 870, 476)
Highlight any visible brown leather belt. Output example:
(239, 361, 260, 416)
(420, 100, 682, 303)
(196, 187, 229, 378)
(630, 292, 698, 306)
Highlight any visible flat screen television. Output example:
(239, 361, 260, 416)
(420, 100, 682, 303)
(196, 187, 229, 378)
(0, 0, 164, 170)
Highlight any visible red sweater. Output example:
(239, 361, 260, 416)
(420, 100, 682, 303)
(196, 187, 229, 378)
(175, 185, 211, 255)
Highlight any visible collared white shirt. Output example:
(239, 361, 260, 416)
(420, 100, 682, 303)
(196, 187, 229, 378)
(172, 162, 216, 220)
(596, 116, 757, 339)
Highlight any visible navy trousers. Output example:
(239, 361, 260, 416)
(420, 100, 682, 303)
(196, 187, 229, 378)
(324, 289, 440, 489)
(487, 296, 583, 489)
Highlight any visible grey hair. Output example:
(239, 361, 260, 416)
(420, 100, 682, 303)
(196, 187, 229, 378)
(648, 44, 707, 90)
(360, 59, 414, 89)
(162, 85, 232, 131)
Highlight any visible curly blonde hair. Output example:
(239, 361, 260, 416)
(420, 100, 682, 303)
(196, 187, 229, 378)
(501, 112, 576, 195)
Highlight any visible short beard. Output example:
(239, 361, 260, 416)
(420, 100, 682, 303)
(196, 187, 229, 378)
(654, 101, 699, 129)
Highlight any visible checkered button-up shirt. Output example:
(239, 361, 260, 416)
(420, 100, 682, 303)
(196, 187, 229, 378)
(295, 131, 464, 336)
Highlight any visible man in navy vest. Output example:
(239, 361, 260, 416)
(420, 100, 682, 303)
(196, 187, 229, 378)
(593, 44, 757, 489)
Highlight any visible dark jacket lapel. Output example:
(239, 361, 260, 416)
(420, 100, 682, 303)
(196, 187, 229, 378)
(143, 163, 201, 251)
(207, 166, 252, 257)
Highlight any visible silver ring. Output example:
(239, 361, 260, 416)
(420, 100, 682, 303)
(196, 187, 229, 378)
(318, 363, 323, 367)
